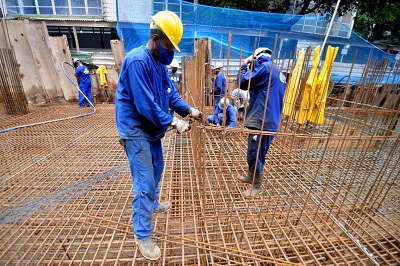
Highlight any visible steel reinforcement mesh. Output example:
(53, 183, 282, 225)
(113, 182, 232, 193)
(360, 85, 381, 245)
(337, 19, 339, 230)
(0, 102, 399, 265)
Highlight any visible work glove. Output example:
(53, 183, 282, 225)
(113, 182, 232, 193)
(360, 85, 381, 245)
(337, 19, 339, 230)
(188, 107, 202, 121)
(170, 117, 190, 134)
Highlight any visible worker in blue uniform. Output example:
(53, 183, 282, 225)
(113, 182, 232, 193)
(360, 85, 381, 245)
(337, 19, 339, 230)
(115, 10, 202, 261)
(207, 97, 237, 128)
(211, 62, 226, 107)
(237, 47, 286, 198)
(74, 58, 93, 108)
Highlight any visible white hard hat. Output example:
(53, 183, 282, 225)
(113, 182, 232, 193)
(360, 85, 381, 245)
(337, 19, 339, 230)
(215, 62, 223, 69)
(219, 97, 229, 109)
(73, 58, 80, 64)
(170, 58, 179, 68)
(255, 47, 272, 57)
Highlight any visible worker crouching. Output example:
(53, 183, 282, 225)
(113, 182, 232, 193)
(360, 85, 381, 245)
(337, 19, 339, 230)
(207, 97, 237, 129)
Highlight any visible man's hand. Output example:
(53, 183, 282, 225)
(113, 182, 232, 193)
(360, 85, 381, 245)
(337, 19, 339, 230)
(244, 55, 257, 64)
(171, 117, 190, 134)
(188, 107, 202, 121)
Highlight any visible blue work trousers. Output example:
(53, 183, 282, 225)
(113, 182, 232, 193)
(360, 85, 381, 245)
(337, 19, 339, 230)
(124, 139, 164, 240)
(247, 134, 274, 174)
(78, 83, 93, 107)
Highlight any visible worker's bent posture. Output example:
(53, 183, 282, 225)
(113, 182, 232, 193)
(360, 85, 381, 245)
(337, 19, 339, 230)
(207, 97, 237, 128)
(115, 10, 201, 260)
(237, 47, 286, 198)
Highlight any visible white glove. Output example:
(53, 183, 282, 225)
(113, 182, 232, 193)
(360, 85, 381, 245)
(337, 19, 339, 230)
(188, 107, 202, 120)
(171, 117, 190, 134)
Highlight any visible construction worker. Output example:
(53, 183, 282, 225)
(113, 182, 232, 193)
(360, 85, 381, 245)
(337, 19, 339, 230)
(168, 58, 181, 115)
(210, 62, 226, 107)
(207, 97, 236, 128)
(237, 47, 286, 198)
(73, 58, 93, 108)
(231, 88, 250, 120)
(169, 58, 181, 92)
(115, 10, 202, 261)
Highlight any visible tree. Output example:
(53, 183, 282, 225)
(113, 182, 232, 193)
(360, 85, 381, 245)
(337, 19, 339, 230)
(353, 0, 400, 45)
(198, 0, 400, 44)
(198, 0, 357, 16)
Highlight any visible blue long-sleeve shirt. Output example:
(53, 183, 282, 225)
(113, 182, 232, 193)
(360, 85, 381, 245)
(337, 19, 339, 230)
(212, 104, 237, 128)
(115, 45, 190, 140)
(212, 72, 226, 96)
(240, 56, 286, 132)
(75, 65, 91, 85)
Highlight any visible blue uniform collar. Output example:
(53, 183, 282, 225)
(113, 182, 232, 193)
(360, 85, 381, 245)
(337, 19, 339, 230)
(257, 55, 272, 63)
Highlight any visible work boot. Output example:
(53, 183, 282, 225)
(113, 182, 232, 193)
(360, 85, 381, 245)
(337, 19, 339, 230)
(243, 172, 263, 198)
(237, 171, 256, 184)
(136, 237, 161, 260)
(154, 201, 171, 213)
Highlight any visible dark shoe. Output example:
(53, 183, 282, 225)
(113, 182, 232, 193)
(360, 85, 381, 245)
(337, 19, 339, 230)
(136, 237, 161, 260)
(237, 171, 255, 184)
(154, 202, 171, 213)
(242, 172, 263, 198)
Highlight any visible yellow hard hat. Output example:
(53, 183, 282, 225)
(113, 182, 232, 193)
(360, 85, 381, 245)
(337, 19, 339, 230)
(151, 10, 183, 52)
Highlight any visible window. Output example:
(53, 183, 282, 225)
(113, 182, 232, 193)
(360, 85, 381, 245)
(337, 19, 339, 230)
(47, 26, 120, 49)
(38, 0, 51, 5)
(153, 1, 194, 23)
(22, 0, 36, 14)
(39, 7, 53, 14)
(87, 0, 98, 8)
(6, 0, 102, 16)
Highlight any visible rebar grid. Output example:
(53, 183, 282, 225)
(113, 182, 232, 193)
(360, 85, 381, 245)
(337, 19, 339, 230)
(185, 38, 399, 265)
(195, 128, 399, 265)
(0, 101, 398, 265)
(1, 37, 400, 264)
(0, 48, 29, 115)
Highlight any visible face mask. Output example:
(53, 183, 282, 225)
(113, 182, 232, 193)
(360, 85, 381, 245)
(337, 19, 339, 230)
(157, 40, 174, 65)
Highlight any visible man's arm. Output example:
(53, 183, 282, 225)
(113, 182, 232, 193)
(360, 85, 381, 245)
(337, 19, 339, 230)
(74, 67, 79, 78)
(213, 74, 222, 94)
(123, 60, 173, 132)
(212, 106, 220, 125)
(240, 60, 267, 91)
(166, 69, 191, 117)
(227, 106, 237, 128)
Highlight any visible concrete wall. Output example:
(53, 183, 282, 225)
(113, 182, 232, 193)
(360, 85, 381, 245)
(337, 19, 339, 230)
(47, 36, 78, 102)
(103, 0, 117, 21)
(5, 20, 48, 103)
(24, 21, 63, 101)
(0, 20, 10, 48)
(91, 65, 118, 103)
(0, 19, 121, 105)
